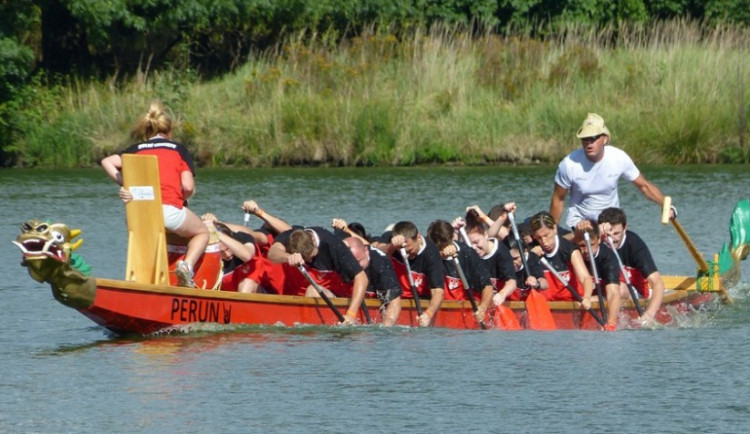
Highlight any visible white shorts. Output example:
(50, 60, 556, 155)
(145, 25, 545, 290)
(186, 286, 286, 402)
(163, 205, 187, 231)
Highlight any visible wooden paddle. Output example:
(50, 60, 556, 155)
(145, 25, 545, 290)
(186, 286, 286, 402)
(400, 248, 424, 317)
(539, 257, 606, 327)
(583, 231, 608, 323)
(452, 256, 487, 329)
(606, 236, 645, 317)
(297, 265, 346, 323)
(508, 212, 556, 330)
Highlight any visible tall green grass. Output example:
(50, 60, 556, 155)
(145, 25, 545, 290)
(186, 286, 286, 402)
(10, 19, 750, 167)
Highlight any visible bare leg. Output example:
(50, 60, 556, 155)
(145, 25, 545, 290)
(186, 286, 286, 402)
(238, 278, 261, 294)
(305, 285, 335, 298)
(173, 208, 209, 269)
(382, 296, 402, 326)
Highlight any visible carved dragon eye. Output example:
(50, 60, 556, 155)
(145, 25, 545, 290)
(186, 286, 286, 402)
(22, 222, 32, 231)
(36, 223, 49, 233)
(51, 230, 65, 243)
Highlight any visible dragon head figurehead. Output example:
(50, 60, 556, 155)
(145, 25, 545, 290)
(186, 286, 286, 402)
(13, 219, 95, 309)
(14, 220, 83, 264)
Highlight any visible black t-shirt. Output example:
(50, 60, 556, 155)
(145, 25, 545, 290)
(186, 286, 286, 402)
(222, 231, 255, 274)
(617, 230, 658, 276)
(390, 235, 445, 290)
(514, 251, 545, 287)
(481, 238, 516, 282)
(275, 226, 363, 282)
(543, 236, 579, 273)
(366, 246, 402, 295)
(445, 242, 492, 291)
(589, 243, 621, 286)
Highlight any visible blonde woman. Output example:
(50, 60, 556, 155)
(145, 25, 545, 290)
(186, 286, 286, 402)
(101, 101, 208, 287)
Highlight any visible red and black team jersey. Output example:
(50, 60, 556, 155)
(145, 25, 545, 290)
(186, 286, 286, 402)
(443, 242, 492, 301)
(122, 138, 194, 209)
(275, 227, 364, 297)
(509, 251, 545, 300)
(365, 246, 403, 299)
(329, 228, 402, 299)
(615, 230, 658, 298)
(389, 235, 445, 300)
(220, 231, 266, 292)
(587, 243, 621, 291)
(540, 235, 585, 301)
(480, 238, 517, 292)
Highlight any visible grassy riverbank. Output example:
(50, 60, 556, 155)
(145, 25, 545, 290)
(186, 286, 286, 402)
(9, 20, 750, 168)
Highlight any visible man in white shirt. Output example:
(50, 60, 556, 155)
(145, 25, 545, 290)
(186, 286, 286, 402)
(549, 113, 674, 229)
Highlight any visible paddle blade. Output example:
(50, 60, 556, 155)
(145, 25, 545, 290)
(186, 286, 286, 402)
(493, 305, 522, 330)
(525, 290, 557, 330)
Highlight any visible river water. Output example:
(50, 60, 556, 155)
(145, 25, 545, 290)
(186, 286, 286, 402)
(2, 165, 749, 433)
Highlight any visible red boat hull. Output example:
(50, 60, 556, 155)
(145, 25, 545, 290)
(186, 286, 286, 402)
(77, 276, 719, 335)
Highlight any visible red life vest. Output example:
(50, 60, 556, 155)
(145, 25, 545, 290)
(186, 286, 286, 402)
(621, 266, 651, 298)
(390, 257, 430, 299)
(540, 268, 584, 301)
(281, 265, 353, 297)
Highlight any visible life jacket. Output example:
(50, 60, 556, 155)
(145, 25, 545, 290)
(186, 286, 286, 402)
(220, 243, 265, 292)
(281, 264, 353, 297)
(540, 267, 584, 301)
(390, 257, 430, 299)
(621, 265, 651, 298)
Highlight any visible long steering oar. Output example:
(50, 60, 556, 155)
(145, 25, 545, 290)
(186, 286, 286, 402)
(452, 256, 487, 330)
(661, 196, 708, 272)
(661, 196, 733, 304)
(508, 212, 556, 330)
(298, 265, 346, 323)
(400, 248, 424, 317)
(583, 232, 608, 323)
(539, 257, 606, 327)
(606, 236, 645, 317)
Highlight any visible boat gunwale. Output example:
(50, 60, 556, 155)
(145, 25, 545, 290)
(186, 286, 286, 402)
(94, 275, 708, 313)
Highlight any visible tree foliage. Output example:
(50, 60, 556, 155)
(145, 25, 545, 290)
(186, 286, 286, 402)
(1, 0, 749, 166)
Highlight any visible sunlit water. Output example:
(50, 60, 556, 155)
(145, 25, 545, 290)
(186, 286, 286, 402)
(2, 165, 750, 433)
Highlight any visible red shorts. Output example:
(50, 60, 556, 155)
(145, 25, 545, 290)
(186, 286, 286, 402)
(282, 265, 353, 297)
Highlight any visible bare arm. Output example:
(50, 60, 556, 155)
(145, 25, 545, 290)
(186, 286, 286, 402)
(242, 200, 292, 235)
(345, 271, 368, 320)
(549, 183, 568, 224)
(180, 171, 195, 199)
(422, 288, 444, 326)
(632, 174, 666, 207)
(570, 250, 594, 306)
(101, 154, 124, 186)
(478, 284, 495, 312)
(267, 242, 291, 264)
(220, 221, 271, 246)
(217, 231, 256, 263)
(644, 271, 665, 322)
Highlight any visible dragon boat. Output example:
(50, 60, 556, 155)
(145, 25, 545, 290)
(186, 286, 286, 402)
(13, 155, 750, 335)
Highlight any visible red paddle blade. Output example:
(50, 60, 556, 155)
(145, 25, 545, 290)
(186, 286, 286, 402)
(525, 290, 557, 330)
(494, 305, 522, 330)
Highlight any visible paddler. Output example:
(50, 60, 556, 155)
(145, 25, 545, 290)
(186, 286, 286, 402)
(372, 221, 445, 327)
(426, 219, 494, 325)
(598, 207, 665, 326)
(268, 227, 368, 326)
(529, 211, 594, 307)
(573, 220, 622, 331)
